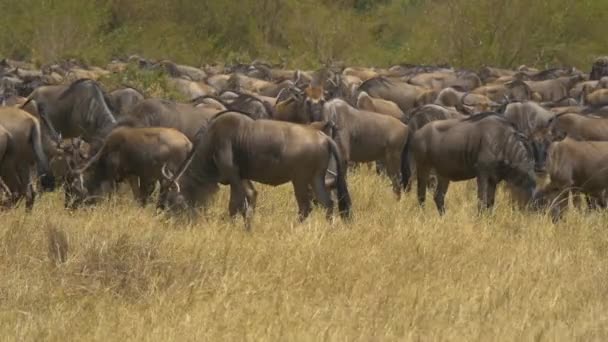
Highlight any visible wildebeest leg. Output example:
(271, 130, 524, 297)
(138, 178, 156, 207)
(243, 180, 257, 224)
(476, 175, 489, 211)
(586, 191, 606, 210)
(25, 181, 35, 212)
(416, 166, 430, 207)
(550, 190, 569, 223)
(433, 177, 450, 215)
(312, 174, 334, 220)
(375, 161, 387, 176)
(228, 181, 250, 229)
(293, 180, 313, 222)
(127, 176, 140, 202)
(486, 180, 498, 209)
(385, 153, 401, 200)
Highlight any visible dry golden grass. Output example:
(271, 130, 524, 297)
(2, 167, 608, 341)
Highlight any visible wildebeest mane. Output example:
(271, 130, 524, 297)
(460, 111, 500, 122)
(358, 76, 393, 92)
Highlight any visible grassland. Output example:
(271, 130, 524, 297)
(2, 167, 608, 341)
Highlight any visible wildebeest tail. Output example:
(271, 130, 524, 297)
(19, 92, 36, 110)
(327, 137, 352, 220)
(401, 129, 414, 191)
(30, 118, 55, 191)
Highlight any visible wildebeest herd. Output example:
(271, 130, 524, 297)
(2, 56, 608, 227)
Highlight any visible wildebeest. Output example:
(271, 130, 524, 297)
(356, 91, 406, 122)
(533, 138, 608, 221)
(0, 107, 55, 210)
(524, 75, 585, 102)
(502, 102, 555, 173)
(161, 110, 352, 229)
(120, 98, 221, 142)
(323, 99, 409, 198)
(472, 79, 532, 103)
(0, 125, 12, 200)
(105, 87, 145, 117)
(548, 113, 608, 141)
(273, 85, 326, 124)
(405, 113, 536, 214)
(21, 79, 117, 143)
(356, 77, 435, 114)
(194, 92, 274, 120)
(67, 126, 193, 208)
(590, 56, 608, 81)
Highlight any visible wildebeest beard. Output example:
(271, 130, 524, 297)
(497, 133, 537, 195)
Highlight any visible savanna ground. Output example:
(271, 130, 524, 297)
(2, 167, 608, 341)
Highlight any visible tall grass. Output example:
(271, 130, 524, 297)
(1, 167, 608, 340)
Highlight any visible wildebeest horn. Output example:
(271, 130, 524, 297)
(161, 163, 180, 193)
(294, 70, 302, 85)
(0, 178, 11, 198)
(161, 163, 174, 180)
(164, 124, 208, 191)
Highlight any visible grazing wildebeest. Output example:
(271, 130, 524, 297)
(0, 107, 54, 210)
(20, 79, 117, 143)
(405, 113, 536, 214)
(533, 138, 608, 221)
(67, 126, 193, 208)
(323, 99, 409, 198)
(161, 110, 352, 229)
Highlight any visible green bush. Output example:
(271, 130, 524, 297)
(0, 0, 605, 70)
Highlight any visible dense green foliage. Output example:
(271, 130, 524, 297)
(0, 0, 606, 69)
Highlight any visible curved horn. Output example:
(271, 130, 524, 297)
(161, 163, 174, 180)
(294, 70, 302, 85)
(0, 178, 11, 197)
(73, 142, 106, 174)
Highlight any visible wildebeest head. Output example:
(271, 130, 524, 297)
(500, 132, 538, 205)
(62, 141, 114, 209)
(304, 85, 326, 122)
(530, 128, 552, 174)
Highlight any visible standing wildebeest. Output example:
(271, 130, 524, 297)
(502, 102, 555, 173)
(356, 77, 435, 114)
(323, 99, 409, 198)
(590, 56, 608, 81)
(405, 113, 536, 214)
(67, 126, 193, 208)
(0, 107, 54, 210)
(121, 98, 221, 142)
(534, 138, 608, 221)
(161, 110, 352, 229)
(548, 113, 608, 141)
(105, 87, 144, 117)
(21, 79, 117, 143)
(356, 91, 406, 122)
(274, 85, 326, 124)
(0, 125, 12, 200)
